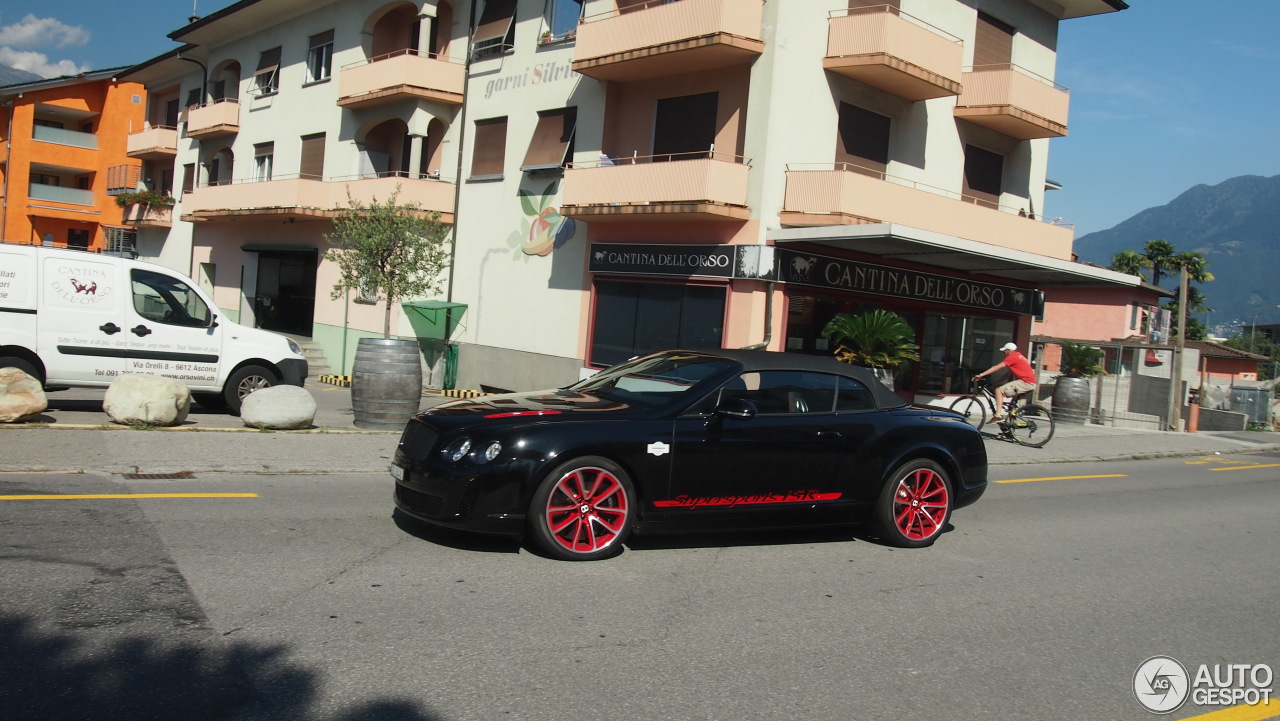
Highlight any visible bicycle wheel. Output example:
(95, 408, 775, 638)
(948, 395, 987, 429)
(1008, 404, 1055, 447)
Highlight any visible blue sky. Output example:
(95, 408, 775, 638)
(1, 0, 1276, 237)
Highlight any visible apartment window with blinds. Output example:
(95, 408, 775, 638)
(255, 47, 282, 96)
(299, 133, 326, 179)
(521, 107, 576, 172)
(473, 0, 517, 58)
(307, 31, 334, 83)
(962, 144, 1003, 209)
(836, 102, 890, 178)
(974, 12, 1014, 67)
(470, 117, 508, 178)
(253, 143, 275, 182)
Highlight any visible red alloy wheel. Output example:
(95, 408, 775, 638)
(543, 466, 630, 555)
(892, 466, 950, 542)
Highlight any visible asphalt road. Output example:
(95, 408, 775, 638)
(1, 454, 1277, 721)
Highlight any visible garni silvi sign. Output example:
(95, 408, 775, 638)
(778, 248, 1040, 315)
(589, 244, 776, 280)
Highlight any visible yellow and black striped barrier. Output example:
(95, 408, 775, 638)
(433, 388, 491, 398)
(317, 374, 351, 387)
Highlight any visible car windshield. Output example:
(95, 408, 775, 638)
(567, 353, 734, 409)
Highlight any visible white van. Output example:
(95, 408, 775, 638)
(0, 244, 307, 412)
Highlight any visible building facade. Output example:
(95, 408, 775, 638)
(121, 0, 1136, 401)
(0, 70, 145, 254)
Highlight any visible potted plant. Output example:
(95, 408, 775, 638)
(821, 309, 920, 389)
(1051, 340, 1103, 425)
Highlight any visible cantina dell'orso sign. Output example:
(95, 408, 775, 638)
(778, 249, 1040, 315)
(588, 244, 775, 280)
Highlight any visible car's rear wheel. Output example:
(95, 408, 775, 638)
(874, 459, 952, 548)
(529, 456, 635, 561)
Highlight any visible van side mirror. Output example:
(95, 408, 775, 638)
(209, 315, 219, 329)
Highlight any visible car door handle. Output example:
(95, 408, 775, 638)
(99, 322, 121, 335)
(131, 325, 153, 337)
(817, 430, 843, 440)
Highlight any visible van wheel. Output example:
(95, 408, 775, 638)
(224, 365, 278, 414)
(0, 356, 41, 383)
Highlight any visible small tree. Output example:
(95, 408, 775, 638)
(324, 187, 451, 338)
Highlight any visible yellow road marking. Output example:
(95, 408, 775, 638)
(996, 474, 1126, 484)
(1179, 699, 1278, 720)
(1210, 463, 1280, 472)
(0, 493, 258, 501)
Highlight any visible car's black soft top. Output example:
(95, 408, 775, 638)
(664, 348, 908, 410)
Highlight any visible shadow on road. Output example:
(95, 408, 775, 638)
(0, 612, 443, 721)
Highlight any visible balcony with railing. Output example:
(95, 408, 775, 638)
(823, 6, 963, 101)
(337, 51, 465, 109)
(181, 173, 456, 223)
(186, 100, 241, 140)
(32, 124, 99, 150)
(28, 182, 95, 207)
(780, 163, 1073, 259)
(561, 152, 751, 221)
(127, 125, 179, 160)
(123, 202, 174, 228)
(572, 0, 765, 82)
(954, 64, 1069, 139)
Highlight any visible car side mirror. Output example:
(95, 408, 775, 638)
(209, 315, 219, 329)
(715, 397, 757, 420)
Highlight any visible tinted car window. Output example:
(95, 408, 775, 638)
(570, 352, 733, 409)
(717, 371, 838, 415)
(836, 376, 875, 411)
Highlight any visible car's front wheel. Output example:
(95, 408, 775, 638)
(528, 456, 635, 561)
(874, 459, 952, 548)
(223, 364, 279, 414)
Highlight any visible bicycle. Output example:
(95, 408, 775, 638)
(949, 378, 1056, 447)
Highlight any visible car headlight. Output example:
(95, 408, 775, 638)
(287, 338, 302, 355)
(442, 437, 472, 463)
(478, 441, 502, 463)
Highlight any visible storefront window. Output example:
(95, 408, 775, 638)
(918, 313, 1014, 394)
(591, 280, 725, 367)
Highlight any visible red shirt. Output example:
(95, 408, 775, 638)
(1002, 352, 1035, 384)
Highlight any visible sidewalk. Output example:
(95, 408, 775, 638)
(1, 385, 1277, 474)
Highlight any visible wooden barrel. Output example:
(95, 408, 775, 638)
(351, 338, 422, 430)
(1051, 376, 1091, 425)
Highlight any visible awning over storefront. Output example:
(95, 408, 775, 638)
(769, 224, 1143, 289)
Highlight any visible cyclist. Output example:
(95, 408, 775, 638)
(973, 342, 1036, 424)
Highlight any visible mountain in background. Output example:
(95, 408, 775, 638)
(1071, 174, 1280, 336)
(0, 63, 42, 87)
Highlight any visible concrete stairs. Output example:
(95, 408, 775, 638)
(283, 335, 333, 378)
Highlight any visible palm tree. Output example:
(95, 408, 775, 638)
(1142, 239, 1178, 287)
(822, 309, 921, 369)
(1173, 250, 1214, 284)
(1109, 249, 1151, 281)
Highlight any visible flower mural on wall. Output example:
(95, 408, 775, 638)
(507, 182, 576, 257)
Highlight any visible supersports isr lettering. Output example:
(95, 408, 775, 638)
(655, 490, 841, 509)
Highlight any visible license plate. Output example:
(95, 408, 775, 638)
(390, 464, 405, 481)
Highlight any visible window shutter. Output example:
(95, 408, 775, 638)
(470, 117, 508, 177)
(521, 108, 577, 171)
(974, 12, 1014, 67)
(300, 133, 326, 178)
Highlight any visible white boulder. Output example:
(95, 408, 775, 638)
(104, 374, 191, 427)
(240, 385, 316, 430)
(0, 367, 47, 422)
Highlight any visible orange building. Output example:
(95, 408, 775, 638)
(0, 69, 145, 253)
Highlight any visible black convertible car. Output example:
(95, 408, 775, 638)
(393, 349, 987, 561)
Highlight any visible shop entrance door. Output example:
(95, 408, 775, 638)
(252, 249, 317, 337)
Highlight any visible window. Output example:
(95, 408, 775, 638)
(105, 227, 137, 258)
(521, 107, 576, 171)
(917, 312, 1015, 394)
(67, 229, 91, 251)
(253, 142, 274, 182)
(182, 163, 196, 194)
(591, 280, 725, 367)
(715, 371, 851, 415)
(473, 0, 517, 58)
(106, 165, 139, 195)
(299, 133, 326, 179)
(131, 269, 213, 327)
(254, 47, 282, 96)
(836, 102, 890, 177)
(307, 31, 334, 83)
(974, 12, 1014, 67)
(653, 92, 718, 162)
(542, 0, 583, 41)
(962, 144, 1003, 208)
(470, 117, 508, 178)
